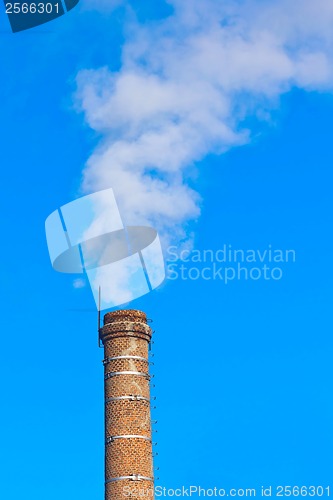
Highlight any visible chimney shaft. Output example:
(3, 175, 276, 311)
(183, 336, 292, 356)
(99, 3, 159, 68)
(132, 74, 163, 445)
(101, 310, 154, 499)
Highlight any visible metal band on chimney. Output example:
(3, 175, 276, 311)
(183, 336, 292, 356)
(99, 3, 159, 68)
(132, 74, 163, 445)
(106, 475, 154, 484)
(106, 435, 151, 444)
(103, 355, 148, 365)
(105, 395, 150, 403)
(101, 320, 152, 344)
(105, 370, 150, 380)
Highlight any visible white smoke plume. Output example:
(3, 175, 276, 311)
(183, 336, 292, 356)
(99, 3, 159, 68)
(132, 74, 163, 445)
(75, 0, 333, 247)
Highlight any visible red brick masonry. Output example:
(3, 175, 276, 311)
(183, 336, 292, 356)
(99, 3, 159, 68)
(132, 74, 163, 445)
(100, 310, 154, 500)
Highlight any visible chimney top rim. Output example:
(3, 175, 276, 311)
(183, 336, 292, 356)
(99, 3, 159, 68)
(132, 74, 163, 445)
(103, 309, 147, 325)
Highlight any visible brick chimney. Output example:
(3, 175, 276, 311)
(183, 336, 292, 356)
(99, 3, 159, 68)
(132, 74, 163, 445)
(100, 309, 154, 499)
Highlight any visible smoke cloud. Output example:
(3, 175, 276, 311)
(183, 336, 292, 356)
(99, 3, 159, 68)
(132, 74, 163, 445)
(75, 0, 333, 247)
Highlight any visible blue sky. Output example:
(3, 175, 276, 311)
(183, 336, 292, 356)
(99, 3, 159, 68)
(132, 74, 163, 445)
(0, 1, 333, 498)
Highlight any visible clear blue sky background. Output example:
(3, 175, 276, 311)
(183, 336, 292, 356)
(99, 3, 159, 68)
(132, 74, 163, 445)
(0, 1, 332, 499)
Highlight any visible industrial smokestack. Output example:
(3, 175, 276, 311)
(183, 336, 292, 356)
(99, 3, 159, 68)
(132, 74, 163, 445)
(100, 309, 154, 499)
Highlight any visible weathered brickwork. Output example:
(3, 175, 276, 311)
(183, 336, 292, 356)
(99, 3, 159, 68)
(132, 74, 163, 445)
(106, 439, 153, 477)
(106, 480, 154, 499)
(101, 310, 154, 500)
(104, 337, 149, 360)
(105, 400, 151, 435)
(105, 374, 150, 400)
